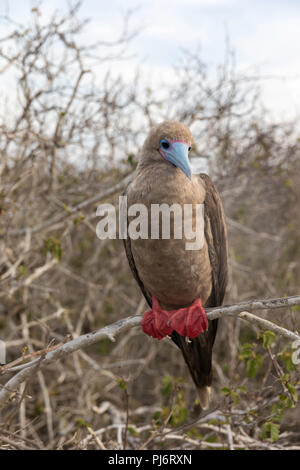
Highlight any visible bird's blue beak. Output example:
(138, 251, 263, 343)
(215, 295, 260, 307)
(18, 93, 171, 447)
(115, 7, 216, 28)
(160, 141, 192, 180)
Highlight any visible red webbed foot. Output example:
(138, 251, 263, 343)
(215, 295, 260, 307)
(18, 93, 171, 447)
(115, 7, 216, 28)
(142, 297, 173, 340)
(142, 297, 208, 340)
(169, 297, 208, 338)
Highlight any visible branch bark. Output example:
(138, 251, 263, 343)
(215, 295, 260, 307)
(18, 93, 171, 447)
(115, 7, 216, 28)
(0, 294, 299, 408)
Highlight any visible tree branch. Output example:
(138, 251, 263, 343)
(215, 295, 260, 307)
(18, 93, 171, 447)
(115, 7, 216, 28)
(0, 295, 299, 408)
(237, 311, 300, 342)
(206, 295, 300, 319)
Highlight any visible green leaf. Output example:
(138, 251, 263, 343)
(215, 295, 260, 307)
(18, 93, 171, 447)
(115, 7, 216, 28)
(246, 354, 263, 378)
(43, 236, 62, 261)
(162, 376, 172, 396)
(117, 378, 127, 390)
(261, 421, 280, 442)
(231, 391, 239, 405)
(261, 330, 276, 348)
(76, 418, 90, 428)
(270, 423, 280, 442)
(287, 383, 298, 403)
(62, 203, 72, 215)
(128, 426, 138, 437)
(284, 178, 292, 188)
(127, 154, 137, 169)
(19, 265, 28, 276)
(278, 350, 296, 372)
(73, 215, 85, 225)
(152, 410, 162, 427)
(239, 344, 254, 360)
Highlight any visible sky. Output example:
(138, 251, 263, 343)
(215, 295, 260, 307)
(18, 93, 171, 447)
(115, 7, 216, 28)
(1, 0, 300, 121)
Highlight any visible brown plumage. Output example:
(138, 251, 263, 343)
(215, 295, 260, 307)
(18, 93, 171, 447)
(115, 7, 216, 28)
(123, 121, 228, 409)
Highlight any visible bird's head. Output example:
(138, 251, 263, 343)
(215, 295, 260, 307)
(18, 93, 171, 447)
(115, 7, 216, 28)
(141, 121, 194, 180)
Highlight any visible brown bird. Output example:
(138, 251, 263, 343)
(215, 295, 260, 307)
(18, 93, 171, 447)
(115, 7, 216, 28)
(123, 121, 228, 409)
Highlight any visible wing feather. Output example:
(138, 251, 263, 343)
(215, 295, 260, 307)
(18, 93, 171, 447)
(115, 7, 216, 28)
(198, 173, 228, 308)
(171, 174, 228, 393)
(122, 183, 152, 307)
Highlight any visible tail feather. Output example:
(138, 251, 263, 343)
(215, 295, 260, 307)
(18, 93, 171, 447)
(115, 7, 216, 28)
(171, 319, 218, 408)
(197, 386, 211, 410)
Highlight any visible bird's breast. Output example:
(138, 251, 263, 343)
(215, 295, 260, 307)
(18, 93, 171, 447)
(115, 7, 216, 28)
(127, 169, 212, 309)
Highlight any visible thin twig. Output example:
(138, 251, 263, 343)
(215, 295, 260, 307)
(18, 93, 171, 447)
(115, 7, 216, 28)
(237, 311, 300, 342)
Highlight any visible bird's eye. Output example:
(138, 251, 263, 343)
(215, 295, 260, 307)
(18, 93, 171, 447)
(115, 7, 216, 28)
(188, 146, 192, 152)
(161, 140, 170, 150)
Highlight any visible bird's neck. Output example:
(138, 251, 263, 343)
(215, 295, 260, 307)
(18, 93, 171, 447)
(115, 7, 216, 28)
(137, 154, 182, 178)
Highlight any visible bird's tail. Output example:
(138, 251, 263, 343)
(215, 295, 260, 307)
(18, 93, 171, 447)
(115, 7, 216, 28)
(171, 319, 218, 409)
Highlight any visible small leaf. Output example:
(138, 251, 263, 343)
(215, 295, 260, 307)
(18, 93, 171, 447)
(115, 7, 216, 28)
(117, 378, 127, 390)
(19, 265, 28, 276)
(162, 376, 172, 396)
(152, 410, 162, 427)
(76, 418, 90, 428)
(261, 330, 276, 348)
(287, 383, 298, 403)
(261, 421, 280, 442)
(128, 426, 138, 437)
(246, 354, 263, 379)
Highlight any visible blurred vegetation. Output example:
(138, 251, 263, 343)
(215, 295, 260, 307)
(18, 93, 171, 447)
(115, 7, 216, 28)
(0, 1, 299, 450)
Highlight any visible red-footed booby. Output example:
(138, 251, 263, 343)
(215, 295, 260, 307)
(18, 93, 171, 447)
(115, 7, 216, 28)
(123, 121, 228, 409)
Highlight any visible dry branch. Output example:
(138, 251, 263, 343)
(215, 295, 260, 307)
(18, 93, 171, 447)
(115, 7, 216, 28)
(0, 294, 299, 409)
(206, 295, 300, 319)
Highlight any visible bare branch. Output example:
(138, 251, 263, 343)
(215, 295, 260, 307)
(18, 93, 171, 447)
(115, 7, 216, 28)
(206, 295, 300, 319)
(237, 311, 300, 342)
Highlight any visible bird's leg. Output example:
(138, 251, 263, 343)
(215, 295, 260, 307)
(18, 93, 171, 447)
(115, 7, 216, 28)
(142, 297, 173, 340)
(169, 297, 208, 338)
